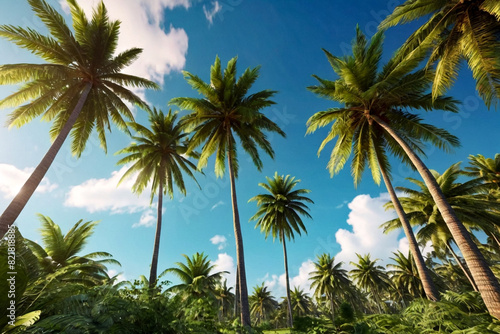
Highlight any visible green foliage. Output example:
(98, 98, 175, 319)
(293, 316, 335, 334)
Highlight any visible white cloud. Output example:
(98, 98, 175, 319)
(203, 1, 222, 25)
(59, 0, 189, 85)
(213, 252, 236, 287)
(64, 166, 151, 214)
(108, 269, 127, 283)
(397, 237, 434, 259)
(133, 209, 156, 228)
(258, 259, 315, 299)
(210, 234, 227, 250)
(210, 200, 225, 211)
(335, 200, 348, 209)
(0, 164, 58, 199)
(334, 193, 400, 270)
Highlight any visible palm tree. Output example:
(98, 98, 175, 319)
(0, 0, 158, 239)
(169, 56, 285, 327)
(249, 172, 312, 327)
(383, 162, 500, 292)
(249, 283, 278, 325)
(309, 253, 351, 322)
(214, 279, 235, 321)
(350, 254, 391, 313)
(287, 287, 312, 318)
(306, 26, 500, 318)
(465, 153, 500, 198)
(306, 27, 458, 302)
(26, 214, 120, 285)
(379, 0, 500, 108)
(387, 251, 425, 305)
(116, 108, 198, 288)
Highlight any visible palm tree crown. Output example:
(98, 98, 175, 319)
(380, 0, 500, 108)
(249, 283, 278, 325)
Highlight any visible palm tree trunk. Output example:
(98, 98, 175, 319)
(373, 115, 500, 319)
(234, 264, 239, 317)
(282, 231, 293, 328)
(329, 293, 335, 323)
(149, 179, 163, 289)
(227, 151, 251, 328)
(380, 166, 440, 301)
(0, 83, 92, 239)
(446, 241, 478, 292)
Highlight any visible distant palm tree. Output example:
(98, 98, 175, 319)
(0, 0, 158, 238)
(165, 252, 226, 300)
(380, 0, 500, 107)
(307, 26, 500, 317)
(387, 251, 425, 305)
(287, 287, 312, 318)
(170, 56, 285, 327)
(249, 172, 312, 327)
(306, 27, 457, 302)
(350, 254, 391, 313)
(26, 214, 120, 286)
(309, 253, 351, 321)
(116, 108, 199, 288)
(214, 279, 235, 321)
(249, 283, 278, 325)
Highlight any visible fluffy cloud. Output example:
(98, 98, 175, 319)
(133, 209, 156, 228)
(64, 166, 151, 214)
(203, 1, 222, 25)
(0, 164, 58, 199)
(334, 193, 401, 269)
(213, 252, 236, 287)
(210, 234, 227, 250)
(260, 259, 315, 299)
(59, 0, 189, 85)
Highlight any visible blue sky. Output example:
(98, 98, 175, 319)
(1, 0, 499, 298)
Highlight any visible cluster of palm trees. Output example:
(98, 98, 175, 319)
(0, 0, 500, 330)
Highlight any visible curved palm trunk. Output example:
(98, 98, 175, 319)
(446, 241, 478, 292)
(227, 152, 251, 328)
(0, 83, 93, 239)
(380, 167, 440, 301)
(282, 231, 293, 328)
(149, 180, 163, 289)
(373, 115, 500, 319)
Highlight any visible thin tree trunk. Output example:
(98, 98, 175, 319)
(373, 115, 500, 319)
(227, 151, 251, 328)
(446, 241, 478, 292)
(0, 83, 92, 239)
(329, 294, 335, 323)
(282, 231, 293, 328)
(149, 180, 163, 289)
(234, 264, 239, 317)
(380, 167, 440, 301)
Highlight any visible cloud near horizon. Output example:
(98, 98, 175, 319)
(213, 252, 236, 287)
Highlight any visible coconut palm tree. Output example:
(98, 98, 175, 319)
(309, 253, 351, 322)
(387, 251, 425, 305)
(306, 26, 500, 317)
(169, 56, 285, 327)
(214, 279, 235, 321)
(249, 283, 278, 325)
(0, 0, 159, 238)
(249, 172, 312, 327)
(25, 214, 120, 286)
(465, 153, 500, 198)
(350, 254, 391, 313)
(287, 287, 313, 318)
(383, 162, 500, 292)
(306, 27, 458, 302)
(379, 0, 500, 108)
(116, 108, 199, 288)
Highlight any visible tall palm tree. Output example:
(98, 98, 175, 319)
(249, 283, 278, 325)
(0, 0, 158, 239)
(116, 108, 199, 288)
(169, 56, 285, 327)
(379, 0, 500, 108)
(306, 27, 458, 302)
(309, 253, 351, 322)
(249, 172, 312, 327)
(214, 279, 235, 321)
(383, 162, 500, 292)
(350, 254, 391, 313)
(26, 214, 120, 285)
(306, 26, 500, 318)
